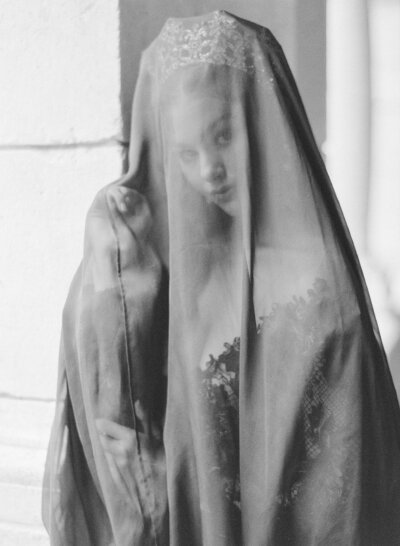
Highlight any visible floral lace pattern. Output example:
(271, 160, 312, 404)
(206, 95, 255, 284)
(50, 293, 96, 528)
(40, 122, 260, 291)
(199, 279, 351, 516)
(199, 337, 241, 512)
(154, 10, 276, 85)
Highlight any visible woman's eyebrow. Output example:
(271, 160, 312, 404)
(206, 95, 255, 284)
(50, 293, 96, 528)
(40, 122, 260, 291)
(172, 111, 232, 150)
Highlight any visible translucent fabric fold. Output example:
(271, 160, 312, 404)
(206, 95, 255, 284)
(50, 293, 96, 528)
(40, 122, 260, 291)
(43, 11, 400, 545)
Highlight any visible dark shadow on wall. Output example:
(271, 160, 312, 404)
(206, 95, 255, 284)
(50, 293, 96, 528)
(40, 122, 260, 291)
(118, 0, 326, 168)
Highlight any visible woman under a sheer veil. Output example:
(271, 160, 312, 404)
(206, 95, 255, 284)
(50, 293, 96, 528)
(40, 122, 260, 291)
(43, 11, 400, 545)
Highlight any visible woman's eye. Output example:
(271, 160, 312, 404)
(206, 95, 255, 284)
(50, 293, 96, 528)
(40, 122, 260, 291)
(215, 130, 232, 147)
(179, 149, 198, 163)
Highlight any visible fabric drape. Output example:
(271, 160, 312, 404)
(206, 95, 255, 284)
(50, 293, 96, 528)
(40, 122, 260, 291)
(43, 11, 400, 545)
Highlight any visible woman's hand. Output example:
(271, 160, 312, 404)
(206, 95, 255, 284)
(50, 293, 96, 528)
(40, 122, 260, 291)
(96, 417, 140, 503)
(96, 415, 167, 529)
(85, 186, 152, 290)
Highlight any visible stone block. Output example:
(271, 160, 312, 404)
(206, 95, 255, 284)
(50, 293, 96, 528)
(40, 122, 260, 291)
(0, 0, 122, 145)
(0, 522, 48, 546)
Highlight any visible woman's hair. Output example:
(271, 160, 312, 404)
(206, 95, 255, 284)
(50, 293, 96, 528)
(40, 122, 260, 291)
(161, 62, 247, 109)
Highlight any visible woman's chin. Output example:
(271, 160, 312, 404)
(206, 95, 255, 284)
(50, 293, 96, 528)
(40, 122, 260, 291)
(217, 200, 239, 217)
(210, 190, 239, 217)
(216, 193, 239, 217)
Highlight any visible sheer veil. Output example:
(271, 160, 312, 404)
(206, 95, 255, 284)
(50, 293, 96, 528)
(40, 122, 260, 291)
(43, 11, 400, 546)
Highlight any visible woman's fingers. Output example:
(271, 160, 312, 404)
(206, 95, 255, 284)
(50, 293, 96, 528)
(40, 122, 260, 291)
(98, 433, 126, 456)
(107, 188, 127, 216)
(97, 419, 138, 473)
(89, 186, 150, 260)
(106, 186, 135, 216)
(96, 418, 137, 461)
(88, 186, 139, 232)
(106, 191, 139, 257)
(96, 418, 135, 442)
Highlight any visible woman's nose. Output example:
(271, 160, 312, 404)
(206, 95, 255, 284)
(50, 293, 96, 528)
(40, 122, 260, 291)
(199, 152, 226, 184)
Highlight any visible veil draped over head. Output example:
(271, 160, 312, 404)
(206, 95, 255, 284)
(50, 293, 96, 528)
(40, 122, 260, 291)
(43, 11, 400, 545)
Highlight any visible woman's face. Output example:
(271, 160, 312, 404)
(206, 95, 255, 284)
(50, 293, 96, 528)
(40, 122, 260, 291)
(169, 92, 243, 216)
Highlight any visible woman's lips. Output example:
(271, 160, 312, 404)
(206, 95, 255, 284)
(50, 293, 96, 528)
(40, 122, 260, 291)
(209, 184, 232, 198)
(204, 181, 235, 206)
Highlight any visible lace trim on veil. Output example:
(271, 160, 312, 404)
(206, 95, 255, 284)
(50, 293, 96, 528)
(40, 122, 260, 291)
(152, 10, 276, 85)
(198, 279, 357, 515)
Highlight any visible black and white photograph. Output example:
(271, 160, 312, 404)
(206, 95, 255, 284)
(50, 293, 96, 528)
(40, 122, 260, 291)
(0, 1, 399, 544)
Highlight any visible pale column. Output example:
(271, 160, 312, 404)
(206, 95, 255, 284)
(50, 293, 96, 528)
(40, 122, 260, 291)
(326, 0, 371, 254)
(369, 0, 400, 315)
(326, 0, 397, 351)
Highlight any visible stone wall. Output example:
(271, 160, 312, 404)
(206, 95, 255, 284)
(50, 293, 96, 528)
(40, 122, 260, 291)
(0, 0, 124, 399)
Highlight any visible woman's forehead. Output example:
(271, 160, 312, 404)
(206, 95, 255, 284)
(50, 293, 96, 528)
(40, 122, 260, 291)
(168, 95, 232, 144)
